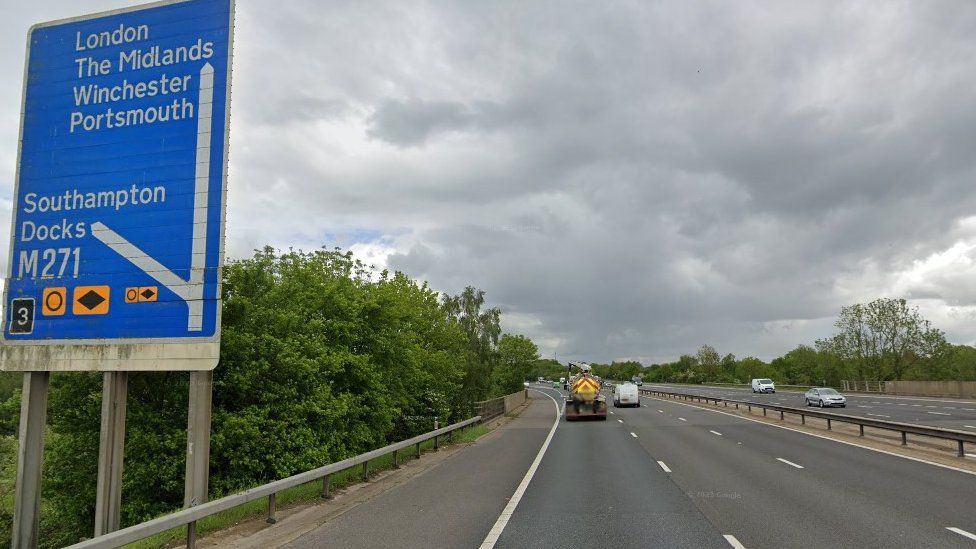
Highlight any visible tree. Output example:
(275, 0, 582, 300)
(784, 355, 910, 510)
(695, 345, 720, 380)
(495, 334, 540, 394)
(822, 298, 948, 381)
(441, 287, 501, 405)
(770, 345, 818, 384)
(734, 357, 774, 382)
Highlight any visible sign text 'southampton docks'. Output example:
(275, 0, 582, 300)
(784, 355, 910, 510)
(1, 0, 234, 371)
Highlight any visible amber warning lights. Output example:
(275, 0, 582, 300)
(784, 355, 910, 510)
(125, 286, 158, 303)
(73, 286, 110, 315)
(42, 287, 67, 316)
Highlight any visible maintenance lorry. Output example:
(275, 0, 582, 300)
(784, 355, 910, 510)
(565, 362, 607, 421)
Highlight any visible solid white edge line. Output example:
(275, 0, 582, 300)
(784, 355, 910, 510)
(776, 457, 804, 469)
(657, 460, 671, 472)
(723, 534, 747, 548)
(643, 395, 976, 478)
(947, 527, 976, 541)
(479, 389, 560, 549)
(630, 432, 638, 438)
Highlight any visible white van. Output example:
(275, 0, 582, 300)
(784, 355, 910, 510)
(614, 383, 640, 407)
(751, 378, 775, 393)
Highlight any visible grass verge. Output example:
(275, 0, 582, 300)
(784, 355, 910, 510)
(123, 422, 495, 549)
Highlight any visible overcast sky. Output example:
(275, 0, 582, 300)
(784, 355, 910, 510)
(3, 0, 976, 363)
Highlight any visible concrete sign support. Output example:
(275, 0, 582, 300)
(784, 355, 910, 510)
(184, 371, 213, 508)
(11, 373, 49, 549)
(2, 0, 234, 544)
(94, 372, 128, 537)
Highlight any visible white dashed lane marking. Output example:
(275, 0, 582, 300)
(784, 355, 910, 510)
(678, 417, 687, 422)
(947, 527, 976, 542)
(724, 534, 747, 548)
(710, 430, 723, 436)
(776, 458, 804, 469)
(630, 432, 638, 438)
(657, 461, 672, 473)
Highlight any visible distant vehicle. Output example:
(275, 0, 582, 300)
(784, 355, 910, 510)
(552, 380, 560, 388)
(805, 387, 846, 408)
(631, 376, 643, 386)
(523, 381, 530, 388)
(751, 378, 775, 393)
(614, 383, 640, 407)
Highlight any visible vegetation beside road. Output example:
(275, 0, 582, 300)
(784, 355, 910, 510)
(0, 247, 540, 548)
(580, 298, 975, 388)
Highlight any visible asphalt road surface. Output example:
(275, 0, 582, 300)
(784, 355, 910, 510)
(283, 386, 976, 548)
(647, 383, 976, 432)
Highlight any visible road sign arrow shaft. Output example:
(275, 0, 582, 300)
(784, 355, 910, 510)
(89, 63, 215, 331)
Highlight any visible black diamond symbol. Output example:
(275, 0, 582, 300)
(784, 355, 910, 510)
(140, 288, 156, 299)
(77, 290, 106, 310)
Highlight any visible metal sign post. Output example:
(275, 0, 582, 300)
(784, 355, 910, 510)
(1, 0, 234, 544)
(10, 373, 49, 549)
(94, 371, 128, 537)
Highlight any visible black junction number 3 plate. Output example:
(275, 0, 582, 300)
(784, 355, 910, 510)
(9, 298, 35, 335)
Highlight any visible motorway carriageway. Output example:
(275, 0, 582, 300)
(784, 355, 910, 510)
(284, 386, 976, 548)
(647, 383, 976, 432)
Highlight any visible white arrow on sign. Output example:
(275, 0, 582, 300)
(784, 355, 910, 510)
(91, 62, 215, 332)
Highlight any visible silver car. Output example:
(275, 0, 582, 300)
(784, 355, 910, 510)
(805, 387, 846, 408)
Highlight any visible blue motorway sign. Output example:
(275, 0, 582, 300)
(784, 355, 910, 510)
(1, 0, 233, 369)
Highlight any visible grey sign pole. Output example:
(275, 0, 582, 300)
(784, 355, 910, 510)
(11, 372, 50, 549)
(94, 372, 128, 537)
(184, 370, 213, 508)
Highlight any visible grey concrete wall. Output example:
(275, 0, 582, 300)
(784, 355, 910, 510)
(503, 390, 528, 413)
(887, 380, 976, 398)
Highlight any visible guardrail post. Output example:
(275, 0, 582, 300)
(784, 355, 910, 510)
(735, 403, 739, 409)
(362, 460, 369, 482)
(321, 474, 332, 499)
(747, 405, 751, 412)
(266, 493, 277, 524)
(801, 414, 805, 425)
(779, 411, 784, 420)
(901, 432, 907, 446)
(826, 418, 832, 430)
(416, 442, 421, 458)
(434, 417, 439, 451)
(393, 449, 399, 468)
(859, 425, 864, 437)
(187, 521, 197, 549)
(958, 440, 965, 458)
(762, 408, 766, 417)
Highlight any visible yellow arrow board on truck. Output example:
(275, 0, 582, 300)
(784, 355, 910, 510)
(573, 377, 600, 399)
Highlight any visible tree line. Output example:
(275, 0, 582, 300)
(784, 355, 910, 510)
(631, 298, 976, 386)
(0, 247, 540, 547)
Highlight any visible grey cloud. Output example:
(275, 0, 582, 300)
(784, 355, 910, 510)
(4, 0, 976, 361)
